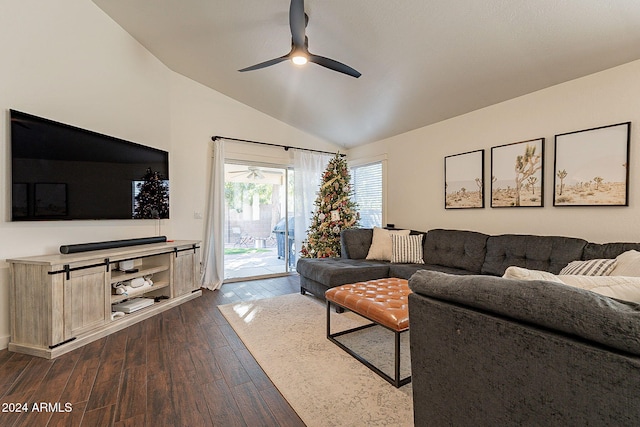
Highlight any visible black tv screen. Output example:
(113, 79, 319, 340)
(10, 110, 169, 221)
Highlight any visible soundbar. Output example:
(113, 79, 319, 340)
(60, 236, 167, 254)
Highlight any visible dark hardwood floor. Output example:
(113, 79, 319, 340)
(0, 275, 306, 427)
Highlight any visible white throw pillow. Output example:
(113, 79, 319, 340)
(558, 275, 640, 303)
(610, 250, 640, 276)
(502, 266, 564, 284)
(559, 259, 616, 276)
(502, 266, 640, 303)
(390, 234, 424, 264)
(366, 227, 410, 261)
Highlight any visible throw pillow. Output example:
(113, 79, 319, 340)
(366, 227, 410, 261)
(502, 266, 564, 284)
(558, 275, 640, 303)
(559, 259, 616, 276)
(390, 234, 424, 264)
(610, 250, 640, 276)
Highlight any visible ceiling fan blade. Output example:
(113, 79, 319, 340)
(239, 0, 363, 78)
(238, 55, 289, 72)
(289, 0, 306, 47)
(308, 54, 361, 78)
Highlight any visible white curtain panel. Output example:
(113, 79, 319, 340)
(201, 139, 225, 290)
(293, 150, 332, 260)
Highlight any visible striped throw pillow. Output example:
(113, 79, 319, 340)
(559, 259, 616, 276)
(391, 234, 424, 264)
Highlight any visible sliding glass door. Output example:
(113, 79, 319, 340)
(223, 162, 295, 280)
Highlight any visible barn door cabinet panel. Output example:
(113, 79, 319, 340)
(64, 265, 109, 339)
(8, 240, 201, 359)
(172, 245, 200, 297)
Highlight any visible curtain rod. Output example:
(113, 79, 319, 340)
(211, 135, 345, 157)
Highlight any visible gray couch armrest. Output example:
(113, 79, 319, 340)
(409, 270, 640, 355)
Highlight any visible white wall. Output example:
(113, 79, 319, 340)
(348, 59, 640, 244)
(0, 0, 337, 349)
(168, 73, 337, 240)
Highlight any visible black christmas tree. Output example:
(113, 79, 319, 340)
(300, 153, 359, 258)
(133, 168, 169, 219)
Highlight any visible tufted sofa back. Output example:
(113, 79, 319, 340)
(582, 242, 640, 260)
(423, 229, 489, 273)
(481, 234, 588, 276)
(338, 228, 640, 277)
(340, 228, 374, 259)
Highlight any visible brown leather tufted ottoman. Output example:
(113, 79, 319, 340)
(325, 278, 411, 387)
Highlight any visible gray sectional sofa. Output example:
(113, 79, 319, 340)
(296, 227, 625, 299)
(409, 270, 640, 425)
(297, 227, 640, 425)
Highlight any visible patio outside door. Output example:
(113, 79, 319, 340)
(223, 163, 295, 280)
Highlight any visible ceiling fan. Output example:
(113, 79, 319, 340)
(238, 0, 361, 78)
(228, 166, 282, 180)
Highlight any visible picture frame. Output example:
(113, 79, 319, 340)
(554, 122, 630, 206)
(35, 183, 68, 217)
(444, 149, 484, 209)
(490, 138, 544, 208)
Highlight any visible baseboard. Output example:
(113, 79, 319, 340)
(0, 334, 10, 351)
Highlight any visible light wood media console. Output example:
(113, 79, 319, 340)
(8, 240, 201, 359)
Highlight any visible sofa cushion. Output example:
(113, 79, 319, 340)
(340, 228, 373, 259)
(423, 229, 489, 273)
(503, 266, 640, 303)
(610, 250, 640, 276)
(366, 227, 411, 261)
(391, 234, 424, 264)
(388, 264, 425, 279)
(296, 257, 390, 287)
(389, 263, 477, 279)
(502, 266, 564, 283)
(559, 275, 640, 304)
(559, 259, 617, 276)
(409, 270, 640, 356)
(582, 242, 640, 260)
(481, 234, 587, 276)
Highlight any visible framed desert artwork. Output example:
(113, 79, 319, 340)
(554, 122, 630, 206)
(491, 138, 544, 207)
(444, 149, 484, 209)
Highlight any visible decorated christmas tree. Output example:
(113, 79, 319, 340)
(300, 154, 359, 258)
(133, 168, 170, 219)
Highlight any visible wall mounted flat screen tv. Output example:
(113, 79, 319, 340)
(10, 110, 169, 221)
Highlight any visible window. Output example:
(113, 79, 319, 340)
(351, 162, 383, 228)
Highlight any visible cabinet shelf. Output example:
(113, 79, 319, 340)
(109, 296, 173, 321)
(111, 281, 169, 304)
(110, 265, 169, 284)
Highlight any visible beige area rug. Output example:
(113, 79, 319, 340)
(218, 293, 413, 427)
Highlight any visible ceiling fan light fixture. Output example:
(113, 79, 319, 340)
(238, 0, 360, 78)
(292, 54, 308, 65)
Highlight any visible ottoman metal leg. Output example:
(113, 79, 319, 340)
(326, 300, 411, 388)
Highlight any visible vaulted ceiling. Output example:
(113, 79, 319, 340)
(92, 0, 640, 148)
